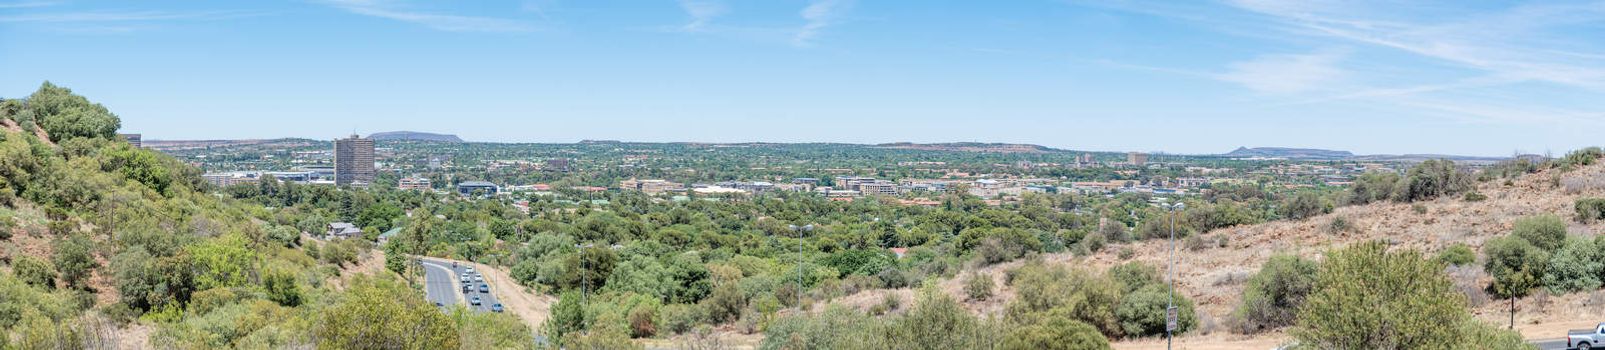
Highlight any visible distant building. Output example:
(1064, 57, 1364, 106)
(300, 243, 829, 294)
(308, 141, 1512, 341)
(334, 134, 376, 186)
(545, 158, 572, 172)
(857, 180, 899, 196)
(398, 177, 432, 191)
(458, 181, 499, 196)
(620, 179, 684, 194)
(325, 222, 363, 240)
(1127, 152, 1148, 166)
(833, 176, 878, 191)
(203, 172, 256, 187)
(119, 133, 142, 148)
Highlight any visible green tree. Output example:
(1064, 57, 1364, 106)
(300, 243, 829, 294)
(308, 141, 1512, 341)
(1294, 241, 1467, 348)
(25, 81, 121, 142)
(51, 233, 98, 289)
(1484, 235, 1548, 329)
(316, 275, 458, 350)
(547, 292, 586, 345)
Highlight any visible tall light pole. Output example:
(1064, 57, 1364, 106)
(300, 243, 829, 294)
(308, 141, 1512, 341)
(1164, 202, 1185, 350)
(789, 224, 814, 309)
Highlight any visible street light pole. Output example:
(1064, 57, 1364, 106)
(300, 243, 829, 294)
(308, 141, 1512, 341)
(789, 224, 813, 309)
(1165, 202, 1184, 350)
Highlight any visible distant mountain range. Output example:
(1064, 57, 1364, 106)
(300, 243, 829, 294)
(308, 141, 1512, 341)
(368, 131, 462, 142)
(1221, 146, 1507, 163)
(1223, 147, 1355, 159)
(875, 142, 1060, 153)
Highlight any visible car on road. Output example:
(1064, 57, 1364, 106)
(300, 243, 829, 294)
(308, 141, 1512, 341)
(434, 302, 442, 307)
(479, 284, 489, 293)
(1569, 323, 1605, 350)
(470, 296, 481, 306)
(462, 284, 472, 293)
(491, 303, 504, 313)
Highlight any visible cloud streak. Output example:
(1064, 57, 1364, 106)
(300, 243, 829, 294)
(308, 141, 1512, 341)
(677, 0, 725, 32)
(318, 0, 536, 33)
(793, 0, 852, 47)
(1216, 50, 1349, 94)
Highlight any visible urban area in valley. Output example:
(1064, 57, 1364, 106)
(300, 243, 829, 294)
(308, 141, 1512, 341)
(4, 1, 1604, 349)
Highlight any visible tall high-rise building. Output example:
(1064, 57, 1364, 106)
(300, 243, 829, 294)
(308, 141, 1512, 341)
(1127, 152, 1148, 166)
(334, 134, 375, 186)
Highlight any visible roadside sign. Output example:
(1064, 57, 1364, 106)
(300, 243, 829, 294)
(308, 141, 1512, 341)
(1166, 306, 1178, 332)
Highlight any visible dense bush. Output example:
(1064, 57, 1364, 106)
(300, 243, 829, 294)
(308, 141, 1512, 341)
(1542, 237, 1604, 294)
(11, 255, 56, 289)
(1576, 198, 1605, 223)
(1000, 317, 1110, 350)
(1393, 159, 1474, 202)
(1231, 254, 1316, 333)
(1512, 214, 1567, 251)
(316, 275, 458, 350)
(1006, 261, 1124, 338)
(1294, 241, 1466, 349)
(1558, 147, 1604, 168)
(1279, 192, 1330, 220)
(1116, 284, 1197, 337)
(1108, 262, 1159, 293)
(1435, 243, 1476, 267)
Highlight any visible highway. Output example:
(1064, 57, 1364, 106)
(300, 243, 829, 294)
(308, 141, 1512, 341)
(420, 258, 503, 313)
(1532, 339, 1571, 350)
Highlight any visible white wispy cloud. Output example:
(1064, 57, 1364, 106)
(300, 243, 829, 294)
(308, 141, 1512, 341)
(1225, 0, 1605, 91)
(677, 0, 726, 32)
(1215, 49, 1349, 94)
(793, 0, 852, 47)
(0, 1, 57, 9)
(0, 10, 256, 23)
(317, 0, 536, 33)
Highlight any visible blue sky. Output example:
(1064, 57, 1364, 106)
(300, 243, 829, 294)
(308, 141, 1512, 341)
(2, 0, 1602, 156)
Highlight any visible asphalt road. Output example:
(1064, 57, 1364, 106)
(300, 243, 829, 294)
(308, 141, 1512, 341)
(1532, 338, 1573, 350)
(420, 258, 503, 313)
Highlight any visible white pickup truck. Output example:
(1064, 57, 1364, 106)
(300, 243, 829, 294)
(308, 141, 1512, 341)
(1569, 323, 1605, 350)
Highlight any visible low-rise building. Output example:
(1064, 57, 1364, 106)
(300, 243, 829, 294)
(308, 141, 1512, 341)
(398, 177, 432, 191)
(457, 181, 499, 196)
(325, 222, 363, 240)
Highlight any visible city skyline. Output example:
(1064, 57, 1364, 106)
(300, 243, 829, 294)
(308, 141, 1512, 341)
(3, 0, 1602, 156)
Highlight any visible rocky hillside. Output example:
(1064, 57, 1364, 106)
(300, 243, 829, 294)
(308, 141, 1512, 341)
(813, 160, 1605, 343)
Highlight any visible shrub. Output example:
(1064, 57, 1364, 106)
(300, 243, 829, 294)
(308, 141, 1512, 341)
(964, 271, 994, 301)
(1230, 255, 1316, 333)
(1116, 247, 1134, 260)
(628, 305, 657, 338)
(1512, 214, 1567, 251)
(1108, 262, 1159, 294)
(703, 283, 747, 324)
(1393, 159, 1473, 202)
(1542, 238, 1604, 294)
(876, 268, 910, 289)
(1006, 262, 1124, 338)
(1411, 203, 1428, 214)
(1081, 231, 1107, 253)
(1463, 192, 1487, 202)
(1558, 147, 1604, 168)
(1325, 216, 1354, 234)
(1116, 284, 1197, 337)
(51, 233, 97, 289)
(316, 276, 457, 350)
(1576, 198, 1605, 223)
(1349, 172, 1401, 204)
(1435, 243, 1476, 267)
(1294, 241, 1466, 349)
(1279, 192, 1330, 220)
(1000, 317, 1110, 350)
(12, 255, 56, 288)
(657, 303, 706, 335)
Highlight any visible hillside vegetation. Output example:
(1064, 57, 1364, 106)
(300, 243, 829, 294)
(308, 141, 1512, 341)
(0, 83, 531, 349)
